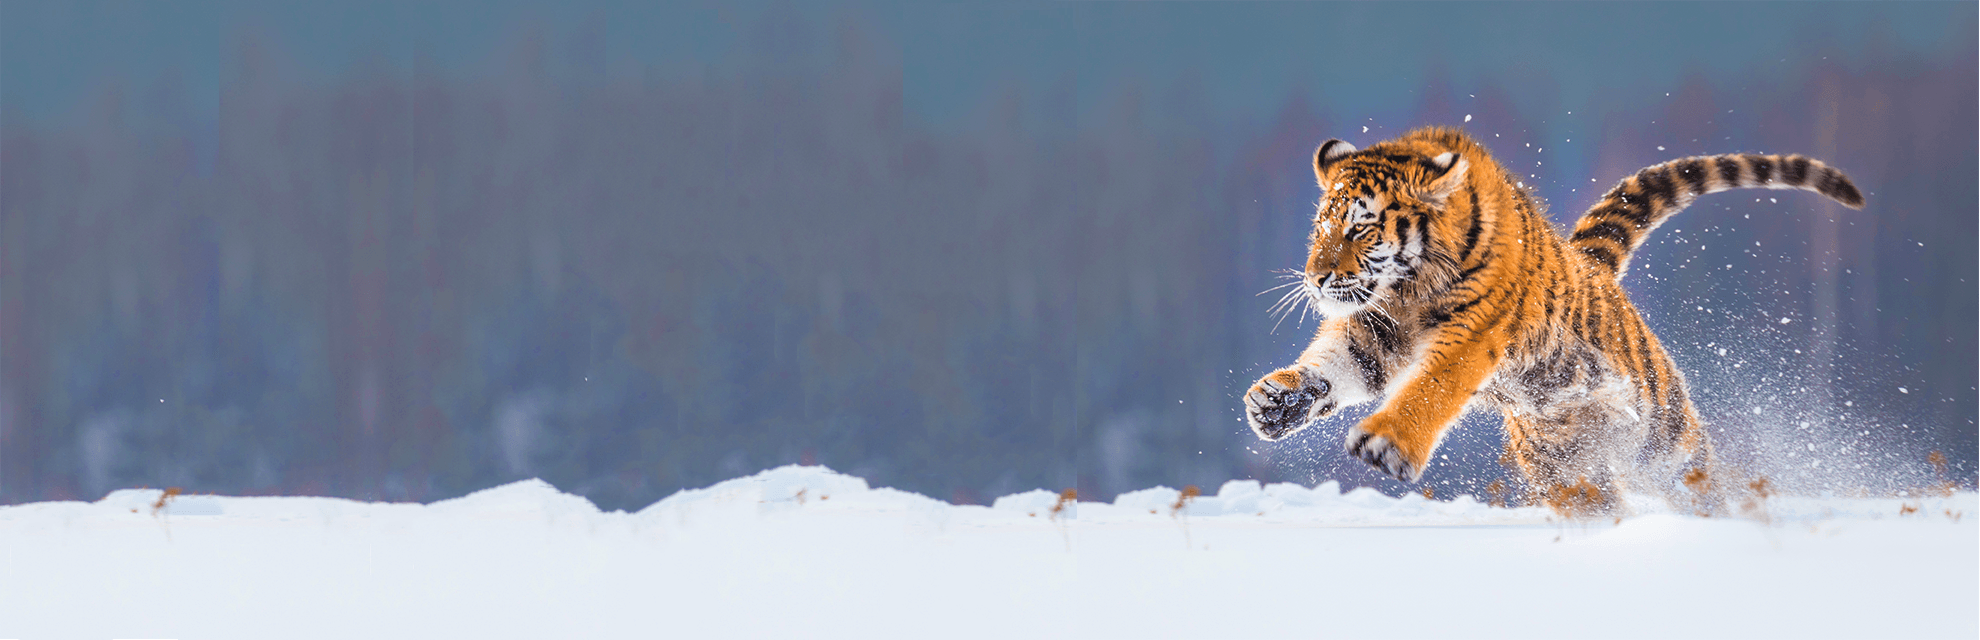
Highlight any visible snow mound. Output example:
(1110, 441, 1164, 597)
(637, 464, 951, 528)
(429, 478, 602, 519)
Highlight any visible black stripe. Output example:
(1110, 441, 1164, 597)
(1580, 244, 1621, 271)
(1584, 293, 1615, 364)
(1346, 340, 1388, 392)
(1394, 214, 1414, 254)
(1660, 380, 1688, 451)
(1748, 156, 1773, 184)
(1543, 242, 1566, 324)
(1583, 293, 1605, 351)
(1782, 156, 1811, 186)
(1453, 262, 1488, 286)
(1428, 277, 1504, 326)
(1542, 266, 1559, 324)
(1602, 196, 1654, 226)
(1636, 326, 1661, 420)
(1715, 155, 1743, 186)
(1567, 272, 1585, 332)
(1360, 313, 1404, 354)
(1413, 212, 1432, 255)
(1673, 159, 1708, 195)
(1456, 188, 1485, 265)
(1637, 168, 1677, 206)
(1819, 168, 1864, 207)
(1571, 220, 1634, 248)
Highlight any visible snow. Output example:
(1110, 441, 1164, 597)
(2, 465, 1973, 639)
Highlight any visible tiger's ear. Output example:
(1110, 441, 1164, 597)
(1313, 139, 1356, 183)
(1420, 151, 1469, 203)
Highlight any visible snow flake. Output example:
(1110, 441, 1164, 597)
(1464, 114, 1472, 122)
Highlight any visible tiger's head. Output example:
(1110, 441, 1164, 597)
(1301, 137, 1470, 318)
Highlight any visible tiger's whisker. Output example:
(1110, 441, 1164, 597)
(1266, 287, 1301, 316)
(1256, 280, 1302, 296)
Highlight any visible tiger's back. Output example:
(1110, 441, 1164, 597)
(1242, 127, 1862, 515)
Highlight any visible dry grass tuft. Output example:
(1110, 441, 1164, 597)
(1485, 480, 1508, 509)
(151, 487, 183, 516)
(1170, 485, 1200, 516)
(1420, 486, 1434, 500)
(1049, 488, 1077, 520)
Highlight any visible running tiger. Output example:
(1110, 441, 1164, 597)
(1244, 127, 1863, 514)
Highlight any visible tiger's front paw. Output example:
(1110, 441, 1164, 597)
(1244, 366, 1335, 441)
(1345, 418, 1424, 482)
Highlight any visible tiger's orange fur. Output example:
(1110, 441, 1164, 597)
(1243, 127, 1863, 515)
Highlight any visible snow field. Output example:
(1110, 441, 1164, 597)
(1, 465, 1973, 639)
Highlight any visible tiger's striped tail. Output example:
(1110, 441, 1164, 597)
(1569, 154, 1864, 275)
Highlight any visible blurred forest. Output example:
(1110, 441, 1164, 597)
(2, 4, 1973, 509)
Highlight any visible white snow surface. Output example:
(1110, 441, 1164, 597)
(2, 465, 1974, 639)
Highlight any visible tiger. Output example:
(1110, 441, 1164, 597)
(1243, 126, 1864, 515)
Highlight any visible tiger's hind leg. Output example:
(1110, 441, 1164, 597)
(1623, 384, 1734, 519)
(1634, 406, 1727, 517)
(1503, 412, 1626, 518)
